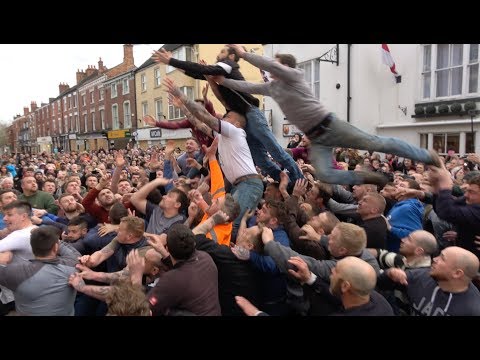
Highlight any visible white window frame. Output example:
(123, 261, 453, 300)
(142, 102, 148, 118)
(141, 74, 147, 92)
(167, 46, 194, 73)
(298, 58, 320, 99)
(421, 44, 480, 101)
(92, 112, 96, 131)
(122, 78, 130, 95)
(155, 98, 163, 119)
(82, 94, 86, 107)
(154, 68, 161, 87)
(111, 83, 118, 98)
(100, 109, 105, 129)
(112, 104, 119, 129)
(99, 88, 104, 101)
(123, 101, 131, 129)
(84, 114, 88, 133)
(90, 90, 94, 103)
(75, 115, 80, 133)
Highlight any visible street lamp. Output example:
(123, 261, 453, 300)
(468, 109, 476, 153)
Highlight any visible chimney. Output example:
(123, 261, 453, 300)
(59, 82, 70, 95)
(98, 57, 106, 73)
(24, 107, 29, 116)
(30, 101, 37, 112)
(85, 65, 97, 77)
(76, 69, 87, 84)
(123, 44, 134, 67)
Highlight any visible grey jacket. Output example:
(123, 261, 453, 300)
(264, 240, 380, 282)
(221, 53, 330, 134)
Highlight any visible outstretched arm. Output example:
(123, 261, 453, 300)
(163, 78, 220, 133)
(227, 44, 300, 83)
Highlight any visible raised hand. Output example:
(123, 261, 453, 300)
(226, 44, 246, 58)
(152, 48, 172, 65)
(287, 256, 311, 283)
(202, 84, 209, 99)
(202, 136, 219, 160)
(299, 224, 321, 241)
(292, 178, 308, 198)
(143, 114, 157, 127)
(162, 78, 184, 100)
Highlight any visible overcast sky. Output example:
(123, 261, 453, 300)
(0, 44, 163, 124)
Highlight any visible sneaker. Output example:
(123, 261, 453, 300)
(356, 171, 389, 188)
(428, 149, 443, 168)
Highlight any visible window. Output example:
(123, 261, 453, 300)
(111, 83, 118, 98)
(69, 115, 73, 132)
(155, 98, 163, 119)
(298, 59, 320, 98)
(99, 88, 104, 101)
(72, 95, 77, 108)
(90, 91, 94, 103)
(154, 68, 161, 87)
(112, 105, 119, 129)
(92, 112, 96, 131)
(122, 78, 130, 95)
(82, 94, 86, 107)
(468, 44, 479, 94)
(433, 133, 460, 154)
(168, 86, 193, 119)
(124, 101, 131, 128)
(75, 115, 80, 133)
(68, 97, 72, 109)
(167, 46, 194, 73)
(422, 44, 479, 100)
(100, 109, 105, 129)
(84, 114, 88, 132)
(141, 74, 147, 92)
(142, 102, 148, 117)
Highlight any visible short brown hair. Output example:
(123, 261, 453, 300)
(275, 53, 297, 68)
(120, 216, 145, 238)
(106, 279, 150, 316)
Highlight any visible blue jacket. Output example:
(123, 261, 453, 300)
(386, 198, 424, 252)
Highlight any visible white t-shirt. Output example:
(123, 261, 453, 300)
(0, 225, 37, 262)
(215, 121, 257, 184)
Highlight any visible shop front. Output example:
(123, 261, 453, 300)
(136, 127, 192, 150)
(37, 136, 53, 154)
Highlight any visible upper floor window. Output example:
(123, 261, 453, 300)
(422, 44, 479, 100)
(167, 46, 194, 73)
(141, 74, 147, 92)
(298, 59, 320, 99)
(99, 88, 104, 101)
(154, 68, 161, 87)
(112, 105, 119, 129)
(124, 101, 131, 129)
(82, 94, 86, 107)
(90, 91, 94, 103)
(123, 78, 130, 95)
(155, 98, 163, 119)
(111, 83, 118, 98)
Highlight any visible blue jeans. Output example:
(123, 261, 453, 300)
(230, 177, 264, 242)
(245, 107, 304, 183)
(310, 114, 435, 185)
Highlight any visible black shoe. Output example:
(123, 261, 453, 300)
(0, 301, 15, 316)
(356, 171, 389, 188)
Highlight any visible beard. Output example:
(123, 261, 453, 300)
(329, 278, 343, 298)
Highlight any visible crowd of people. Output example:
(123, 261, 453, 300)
(0, 44, 479, 316)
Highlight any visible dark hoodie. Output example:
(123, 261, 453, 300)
(169, 57, 259, 115)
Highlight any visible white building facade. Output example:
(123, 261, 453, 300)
(264, 44, 479, 156)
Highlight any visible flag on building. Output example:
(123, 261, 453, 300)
(381, 44, 399, 76)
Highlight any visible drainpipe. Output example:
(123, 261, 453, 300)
(347, 44, 351, 123)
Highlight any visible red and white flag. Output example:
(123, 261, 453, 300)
(381, 44, 399, 76)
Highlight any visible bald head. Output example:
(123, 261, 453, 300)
(410, 230, 438, 256)
(336, 257, 377, 296)
(449, 247, 480, 280)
